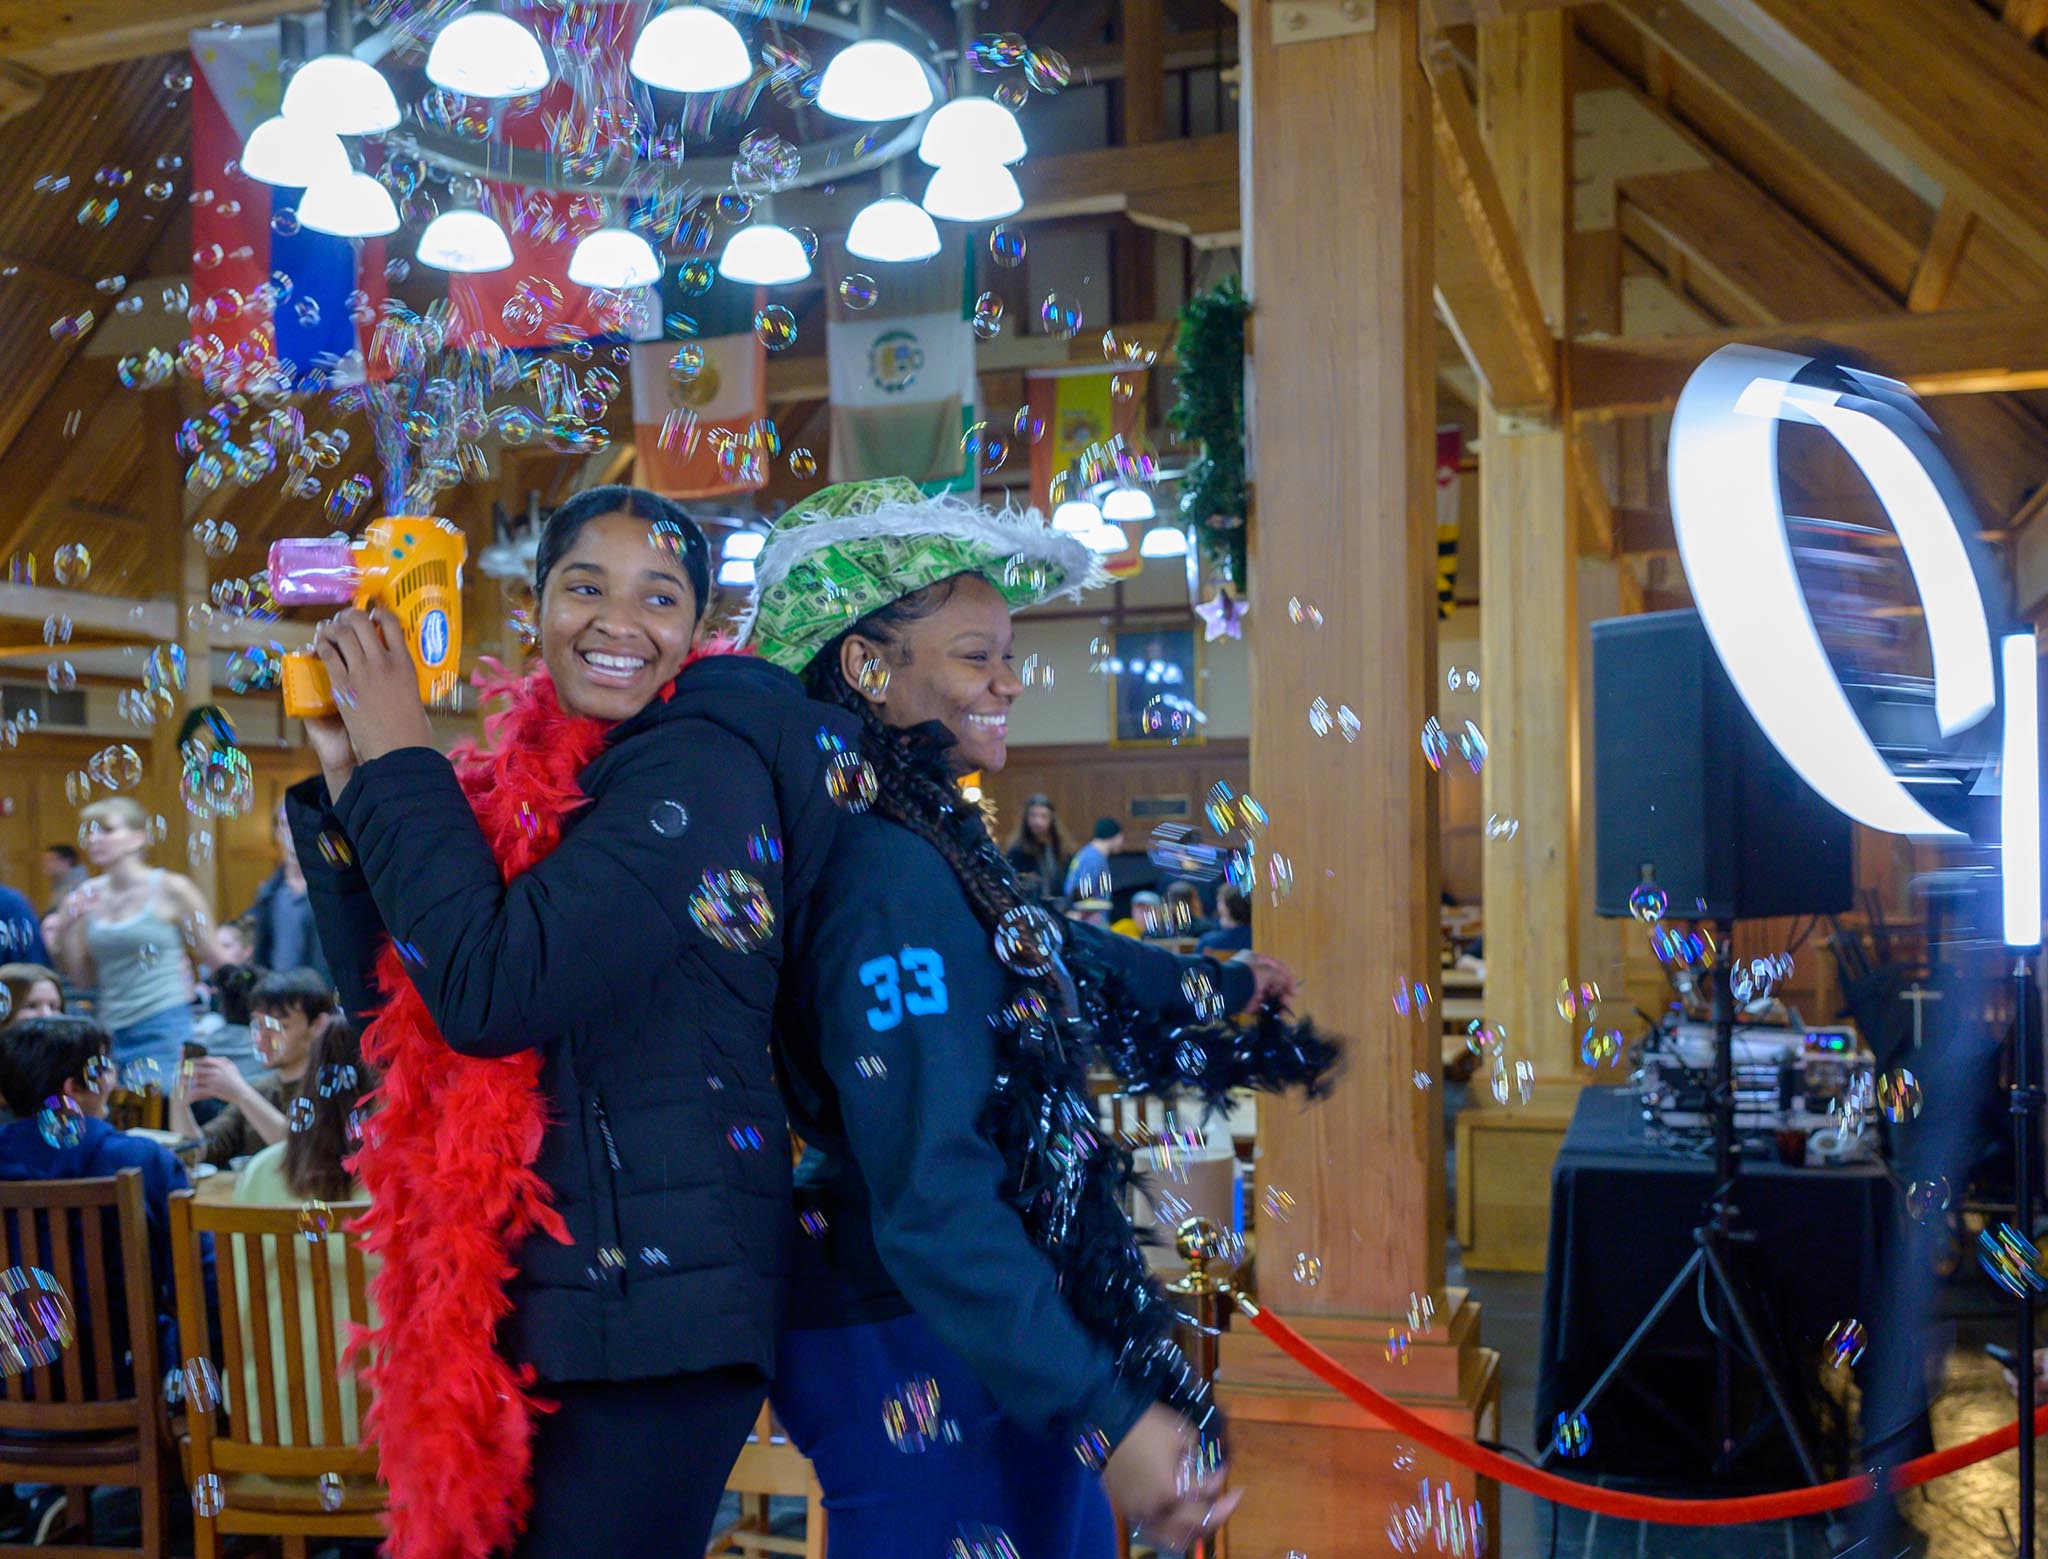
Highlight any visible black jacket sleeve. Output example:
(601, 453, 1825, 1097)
(803, 833, 1153, 1448)
(330, 726, 779, 1057)
(285, 775, 391, 1027)
(1067, 918, 1255, 1018)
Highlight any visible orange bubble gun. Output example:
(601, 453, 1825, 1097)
(269, 516, 468, 719)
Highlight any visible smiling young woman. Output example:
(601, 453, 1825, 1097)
(738, 480, 1336, 1559)
(283, 486, 858, 1559)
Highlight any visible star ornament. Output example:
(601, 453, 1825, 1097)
(1194, 588, 1247, 642)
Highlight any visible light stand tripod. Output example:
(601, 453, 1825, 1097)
(1539, 920, 1833, 1510)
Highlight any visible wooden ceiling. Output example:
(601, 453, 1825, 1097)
(2, 0, 2048, 622)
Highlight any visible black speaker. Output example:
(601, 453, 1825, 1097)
(1592, 609, 1854, 920)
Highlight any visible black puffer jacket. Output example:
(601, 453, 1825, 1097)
(286, 654, 855, 1386)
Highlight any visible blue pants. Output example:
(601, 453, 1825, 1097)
(773, 1313, 1117, 1559)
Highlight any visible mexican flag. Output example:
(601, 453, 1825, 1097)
(632, 278, 767, 499)
(825, 234, 974, 489)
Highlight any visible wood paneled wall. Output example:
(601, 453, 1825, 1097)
(984, 739, 1249, 858)
(0, 740, 318, 928)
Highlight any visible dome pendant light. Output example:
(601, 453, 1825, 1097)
(280, 53, 401, 136)
(846, 192, 941, 264)
(719, 220, 812, 285)
(569, 227, 663, 289)
(816, 38, 933, 121)
(917, 97, 1026, 166)
(1138, 521, 1188, 559)
(417, 208, 515, 272)
(921, 159, 1022, 223)
(239, 116, 352, 188)
(631, 3, 754, 93)
(298, 171, 401, 238)
(426, 11, 551, 99)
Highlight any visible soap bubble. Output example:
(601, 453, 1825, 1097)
(1292, 1252, 1323, 1286)
(1627, 883, 1668, 923)
(37, 1096, 84, 1150)
(1980, 1222, 2047, 1296)
(1039, 292, 1081, 338)
(1551, 1411, 1591, 1458)
(686, 869, 775, 953)
(837, 273, 878, 311)
(288, 1097, 315, 1134)
(1457, 720, 1488, 773)
(993, 904, 1064, 977)
(753, 305, 797, 350)
(1905, 1177, 1951, 1220)
(317, 1472, 345, 1512)
(296, 1201, 331, 1243)
(52, 543, 91, 586)
(1825, 1319, 1866, 1370)
(1419, 717, 1449, 772)
(1877, 1068, 1922, 1122)
(972, 292, 1004, 339)
(825, 750, 878, 812)
(191, 1474, 223, 1518)
(989, 226, 1026, 267)
(788, 447, 817, 479)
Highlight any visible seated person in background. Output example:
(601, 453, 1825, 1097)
(1063, 817, 1124, 899)
(0, 964, 67, 1126)
(1065, 896, 1112, 930)
(0, 875, 50, 966)
(1197, 885, 1253, 956)
(1112, 890, 1164, 940)
(231, 1015, 377, 1442)
(192, 962, 272, 1083)
(212, 917, 254, 971)
(170, 968, 332, 1166)
(1160, 880, 1214, 940)
(1, 963, 65, 1030)
(0, 1015, 212, 1368)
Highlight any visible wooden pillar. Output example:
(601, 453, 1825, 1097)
(1476, 14, 1580, 1091)
(1114, 0, 1166, 325)
(1219, 5, 1495, 1554)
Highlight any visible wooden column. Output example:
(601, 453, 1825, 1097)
(1218, 5, 1495, 1554)
(1476, 14, 1580, 1091)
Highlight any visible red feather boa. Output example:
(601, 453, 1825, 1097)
(348, 653, 721, 1559)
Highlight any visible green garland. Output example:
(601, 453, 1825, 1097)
(1167, 275, 1249, 586)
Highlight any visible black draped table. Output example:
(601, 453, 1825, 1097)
(1534, 1087, 1928, 1482)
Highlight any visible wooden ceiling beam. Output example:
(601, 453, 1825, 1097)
(1572, 299, 2048, 418)
(1594, 0, 1931, 301)
(1013, 134, 1242, 248)
(0, 0, 304, 74)
(1432, 0, 1599, 21)
(1717, 0, 2048, 276)
(0, 56, 42, 124)
(1424, 31, 1558, 417)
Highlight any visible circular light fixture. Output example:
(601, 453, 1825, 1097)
(280, 54, 402, 136)
(568, 227, 663, 288)
(1102, 486, 1156, 523)
(1082, 521, 1128, 555)
(920, 160, 1022, 223)
(298, 172, 402, 238)
(1138, 521, 1188, 558)
(239, 115, 352, 188)
(845, 194, 941, 263)
(630, 3, 754, 93)
(1052, 498, 1103, 534)
(426, 12, 551, 99)
(416, 209, 515, 272)
(816, 38, 934, 122)
(917, 97, 1025, 166)
(718, 221, 812, 285)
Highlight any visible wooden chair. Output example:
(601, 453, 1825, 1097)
(0, 1169, 176, 1559)
(169, 1192, 381, 1559)
(707, 1400, 825, 1559)
(106, 1086, 167, 1133)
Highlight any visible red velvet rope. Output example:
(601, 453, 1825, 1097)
(1241, 1301, 2045, 1525)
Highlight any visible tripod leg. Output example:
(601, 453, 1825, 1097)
(1697, 1237, 1827, 1487)
(1536, 1249, 1706, 1468)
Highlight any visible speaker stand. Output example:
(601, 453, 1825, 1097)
(2012, 953, 2039, 1559)
(1541, 921, 1841, 1534)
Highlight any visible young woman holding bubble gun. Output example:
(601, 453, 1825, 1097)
(739, 479, 1338, 1559)
(279, 487, 856, 1559)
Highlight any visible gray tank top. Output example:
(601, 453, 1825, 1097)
(84, 871, 190, 1030)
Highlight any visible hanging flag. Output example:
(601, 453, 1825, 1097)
(189, 20, 383, 388)
(1436, 425, 1465, 618)
(632, 277, 767, 499)
(1025, 367, 1149, 514)
(825, 234, 973, 485)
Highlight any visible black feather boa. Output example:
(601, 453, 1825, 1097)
(898, 732, 1343, 1458)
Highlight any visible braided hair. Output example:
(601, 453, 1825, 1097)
(801, 577, 1258, 1462)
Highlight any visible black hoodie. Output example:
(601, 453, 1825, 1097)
(287, 654, 855, 1385)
